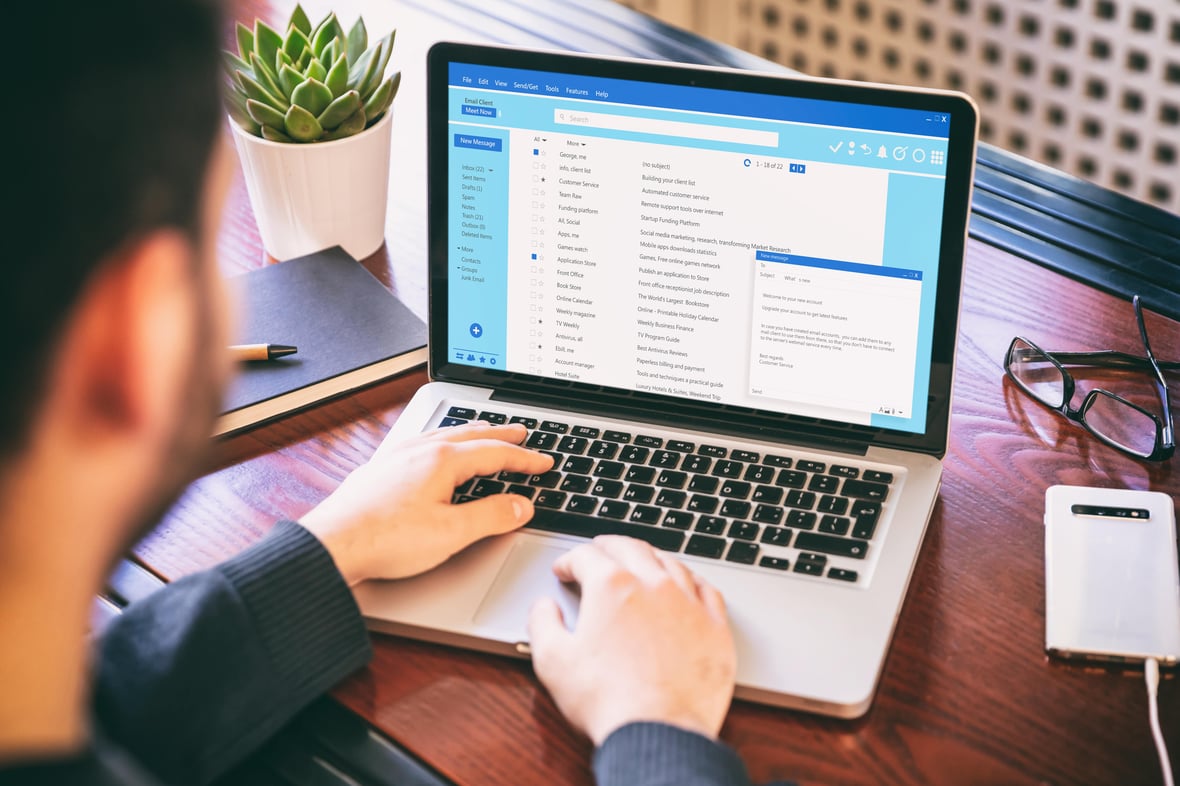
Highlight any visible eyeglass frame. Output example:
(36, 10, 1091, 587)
(1004, 295, 1176, 462)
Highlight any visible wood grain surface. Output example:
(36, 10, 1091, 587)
(139, 1, 1180, 783)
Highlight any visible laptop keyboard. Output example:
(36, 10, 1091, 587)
(441, 406, 897, 585)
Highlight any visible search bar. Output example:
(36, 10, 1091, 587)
(554, 109, 779, 148)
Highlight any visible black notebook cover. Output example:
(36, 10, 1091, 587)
(216, 246, 427, 436)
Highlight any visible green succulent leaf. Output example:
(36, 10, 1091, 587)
(289, 4, 312, 37)
(235, 22, 254, 60)
(346, 44, 375, 91)
(295, 48, 311, 71)
(276, 49, 293, 74)
(282, 25, 309, 62)
(284, 103, 323, 142)
(311, 13, 343, 60)
(306, 57, 328, 84)
(317, 89, 360, 129)
(249, 51, 284, 99)
(323, 108, 366, 140)
(291, 78, 333, 117)
(362, 33, 394, 100)
(325, 53, 349, 98)
(320, 39, 339, 69)
(261, 125, 294, 143)
(346, 18, 367, 64)
(222, 51, 252, 80)
(278, 63, 303, 99)
(226, 90, 260, 134)
(362, 75, 395, 122)
(246, 98, 287, 130)
(236, 70, 289, 111)
(253, 21, 283, 75)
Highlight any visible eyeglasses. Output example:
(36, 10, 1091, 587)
(1004, 295, 1176, 461)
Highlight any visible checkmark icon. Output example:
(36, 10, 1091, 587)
(829, 141, 843, 153)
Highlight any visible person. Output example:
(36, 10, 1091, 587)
(0, 2, 766, 784)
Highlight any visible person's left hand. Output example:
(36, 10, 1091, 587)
(299, 422, 553, 585)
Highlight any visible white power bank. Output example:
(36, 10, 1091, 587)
(1045, 485, 1180, 665)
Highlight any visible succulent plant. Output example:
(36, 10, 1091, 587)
(223, 5, 401, 142)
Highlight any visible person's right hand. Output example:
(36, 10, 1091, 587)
(527, 535, 737, 746)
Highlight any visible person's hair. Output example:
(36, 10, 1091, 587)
(4, 0, 225, 459)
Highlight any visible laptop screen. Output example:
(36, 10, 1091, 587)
(428, 44, 978, 454)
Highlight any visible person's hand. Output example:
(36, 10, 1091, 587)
(299, 422, 553, 585)
(528, 535, 737, 746)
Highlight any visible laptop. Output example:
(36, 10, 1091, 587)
(355, 42, 978, 718)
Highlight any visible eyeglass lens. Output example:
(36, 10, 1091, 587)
(1082, 390, 1158, 457)
(1007, 339, 1066, 408)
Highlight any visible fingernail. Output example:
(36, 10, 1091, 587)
(513, 497, 528, 522)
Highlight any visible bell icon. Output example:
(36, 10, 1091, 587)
(877, 145, 888, 158)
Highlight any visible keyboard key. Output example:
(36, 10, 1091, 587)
(602, 430, 632, 444)
(720, 480, 751, 499)
(863, 470, 894, 484)
(566, 495, 598, 514)
(623, 484, 656, 503)
(775, 469, 806, 488)
(625, 465, 657, 484)
(571, 425, 599, 438)
(477, 411, 507, 424)
(784, 490, 817, 510)
(695, 516, 727, 535)
(841, 479, 890, 501)
(557, 436, 589, 454)
(527, 509, 685, 552)
(657, 470, 688, 488)
(471, 478, 505, 497)
(540, 420, 569, 434)
(651, 450, 681, 468)
(828, 568, 858, 582)
(797, 460, 826, 473)
(560, 475, 593, 493)
(682, 454, 712, 473)
(763, 455, 793, 468)
(599, 500, 630, 519)
(699, 444, 728, 458)
(829, 465, 859, 478)
(636, 435, 664, 448)
(530, 471, 562, 489)
(731, 450, 760, 463)
(563, 456, 594, 474)
(630, 505, 662, 525)
(667, 440, 695, 453)
(655, 490, 687, 508)
(589, 441, 620, 460)
(786, 510, 818, 530)
(712, 460, 743, 478)
(620, 445, 650, 463)
(499, 471, 530, 483)
(818, 515, 850, 536)
(594, 461, 625, 479)
(759, 556, 790, 571)
(509, 416, 538, 428)
(794, 553, 827, 575)
(752, 505, 783, 525)
(751, 485, 784, 504)
(688, 475, 719, 494)
(744, 465, 775, 483)
(817, 495, 850, 515)
(526, 431, 558, 450)
(852, 501, 882, 540)
(760, 526, 793, 547)
(795, 532, 870, 559)
(729, 521, 760, 541)
(592, 479, 624, 498)
(447, 406, 477, 419)
(687, 495, 719, 514)
(455, 478, 474, 495)
(662, 511, 694, 530)
(851, 499, 881, 518)
(808, 475, 840, 493)
(535, 490, 567, 509)
(726, 542, 760, 565)
(685, 534, 726, 559)
(507, 484, 537, 499)
(438, 417, 468, 428)
(719, 500, 751, 519)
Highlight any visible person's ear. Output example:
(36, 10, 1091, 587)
(53, 231, 197, 444)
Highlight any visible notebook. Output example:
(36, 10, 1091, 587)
(354, 43, 978, 717)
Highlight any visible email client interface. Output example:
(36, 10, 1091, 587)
(445, 62, 954, 435)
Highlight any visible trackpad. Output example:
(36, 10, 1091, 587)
(473, 538, 581, 640)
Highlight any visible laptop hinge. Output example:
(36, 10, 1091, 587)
(490, 386, 873, 457)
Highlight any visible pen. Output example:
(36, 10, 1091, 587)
(229, 343, 298, 362)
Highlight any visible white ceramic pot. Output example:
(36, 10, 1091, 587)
(229, 109, 393, 261)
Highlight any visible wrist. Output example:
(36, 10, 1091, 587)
(296, 518, 365, 586)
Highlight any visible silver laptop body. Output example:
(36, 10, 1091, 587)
(356, 43, 979, 718)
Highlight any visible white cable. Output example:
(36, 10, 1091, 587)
(1146, 658, 1174, 786)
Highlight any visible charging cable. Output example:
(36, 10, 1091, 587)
(1146, 658, 1174, 786)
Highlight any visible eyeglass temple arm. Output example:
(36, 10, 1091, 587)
(1014, 348, 1180, 371)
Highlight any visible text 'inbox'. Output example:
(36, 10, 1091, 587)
(748, 254, 922, 418)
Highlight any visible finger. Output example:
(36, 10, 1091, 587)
(652, 549, 699, 596)
(444, 439, 554, 485)
(698, 579, 730, 625)
(448, 491, 535, 535)
(586, 534, 667, 583)
(425, 421, 529, 445)
(527, 597, 572, 677)
(551, 540, 625, 592)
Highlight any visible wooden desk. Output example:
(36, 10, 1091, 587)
(144, 1, 1180, 783)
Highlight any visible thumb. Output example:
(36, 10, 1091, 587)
(450, 493, 533, 538)
(527, 596, 572, 678)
